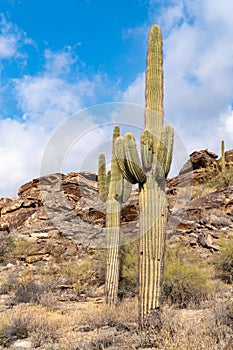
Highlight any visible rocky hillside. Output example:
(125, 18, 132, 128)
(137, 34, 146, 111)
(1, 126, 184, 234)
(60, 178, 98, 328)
(0, 149, 233, 260)
(0, 149, 232, 350)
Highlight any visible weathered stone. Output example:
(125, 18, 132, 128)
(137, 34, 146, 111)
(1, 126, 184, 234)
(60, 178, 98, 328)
(181, 150, 218, 174)
(11, 338, 33, 349)
(198, 232, 219, 251)
(0, 153, 232, 261)
(30, 232, 49, 238)
(25, 254, 50, 263)
(224, 150, 233, 164)
(121, 205, 138, 222)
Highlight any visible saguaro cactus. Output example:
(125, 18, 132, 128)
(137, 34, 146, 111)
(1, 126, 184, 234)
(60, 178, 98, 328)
(98, 125, 132, 304)
(115, 25, 174, 326)
(221, 139, 226, 172)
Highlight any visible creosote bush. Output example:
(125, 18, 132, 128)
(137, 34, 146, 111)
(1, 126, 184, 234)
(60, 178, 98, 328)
(0, 232, 15, 263)
(215, 236, 233, 283)
(198, 164, 233, 189)
(61, 254, 105, 298)
(12, 279, 50, 304)
(119, 240, 138, 297)
(163, 246, 213, 308)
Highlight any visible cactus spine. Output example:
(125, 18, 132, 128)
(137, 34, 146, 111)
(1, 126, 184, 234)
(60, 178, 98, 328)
(98, 125, 132, 304)
(115, 25, 174, 326)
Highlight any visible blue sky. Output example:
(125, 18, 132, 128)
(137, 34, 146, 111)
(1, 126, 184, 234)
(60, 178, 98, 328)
(1, 0, 233, 196)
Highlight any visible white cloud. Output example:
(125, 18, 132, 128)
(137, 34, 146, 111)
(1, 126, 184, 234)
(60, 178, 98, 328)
(122, 73, 145, 106)
(14, 49, 108, 127)
(0, 47, 111, 197)
(15, 75, 92, 127)
(44, 48, 77, 76)
(217, 106, 233, 151)
(0, 118, 48, 197)
(0, 14, 18, 58)
(2, 0, 233, 197)
(121, 0, 233, 158)
(0, 14, 31, 59)
(0, 34, 17, 59)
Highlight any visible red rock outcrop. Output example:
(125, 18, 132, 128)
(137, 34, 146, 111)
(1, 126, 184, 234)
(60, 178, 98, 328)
(0, 148, 233, 260)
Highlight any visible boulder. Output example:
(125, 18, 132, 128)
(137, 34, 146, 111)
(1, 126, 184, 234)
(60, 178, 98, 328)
(224, 150, 233, 163)
(180, 149, 218, 175)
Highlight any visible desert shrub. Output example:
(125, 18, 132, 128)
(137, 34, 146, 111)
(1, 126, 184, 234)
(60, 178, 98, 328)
(199, 165, 233, 189)
(38, 290, 58, 310)
(0, 311, 30, 346)
(73, 302, 231, 350)
(88, 249, 106, 286)
(119, 241, 138, 297)
(61, 258, 99, 298)
(11, 238, 34, 260)
(163, 247, 213, 308)
(211, 300, 233, 329)
(0, 232, 15, 262)
(215, 236, 233, 283)
(29, 314, 59, 347)
(0, 307, 59, 348)
(77, 304, 119, 330)
(0, 272, 19, 295)
(76, 298, 137, 331)
(89, 334, 114, 349)
(12, 280, 50, 304)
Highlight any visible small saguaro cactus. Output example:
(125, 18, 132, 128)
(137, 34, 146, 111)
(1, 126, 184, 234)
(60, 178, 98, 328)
(221, 140, 226, 172)
(115, 25, 174, 326)
(98, 125, 132, 305)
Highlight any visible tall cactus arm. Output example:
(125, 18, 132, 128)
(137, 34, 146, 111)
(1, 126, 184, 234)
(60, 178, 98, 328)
(157, 125, 174, 178)
(108, 125, 123, 200)
(106, 170, 111, 196)
(122, 179, 132, 203)
(124, 133, 146, 184)
(115, 136, 138, 184)
(98, 153, 107, 201)
(145, 26, 164, 139)
(141, 129, 153, 171)
(145, 25, 163, 117)
(145, 26, 164, 157)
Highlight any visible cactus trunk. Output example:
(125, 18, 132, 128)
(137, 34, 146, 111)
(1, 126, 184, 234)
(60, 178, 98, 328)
(105, 200, 120, 304)
(115, 25, 174, 327)
(138, 176, 168, 324)
(98, 126, 132, 305)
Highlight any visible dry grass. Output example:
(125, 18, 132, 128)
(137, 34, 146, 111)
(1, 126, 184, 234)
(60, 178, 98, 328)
(0, 289, 232, 349)
(0, 305, 61, 348)
(75, 298, 138, 330)
(0, 221, 232, 349)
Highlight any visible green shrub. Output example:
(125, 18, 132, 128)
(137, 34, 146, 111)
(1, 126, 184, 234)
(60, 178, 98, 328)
(61, 257, 101, 297)
(119, 241, 138, 297)
(163, 246, 213, 308)
(0, 233, 15, 262)
(11, 238, 34, 259)
(198, 164, 233, 190)
(215, 236, 233, 283)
